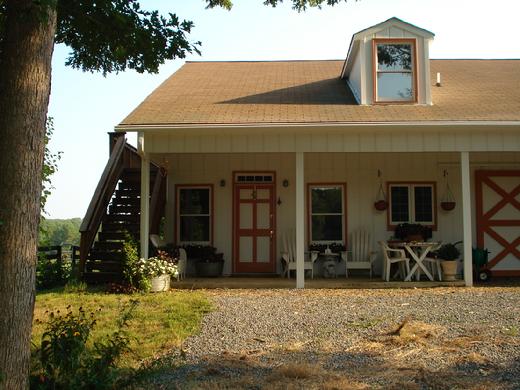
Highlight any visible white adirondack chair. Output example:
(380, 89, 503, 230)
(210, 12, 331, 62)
(177, 248, 187, 281)
(281, 230, 318, 279)
(379, 241, 411, 281)
(342, 229, 377, 278)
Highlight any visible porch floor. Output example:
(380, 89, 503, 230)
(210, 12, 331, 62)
(172, 276, 466, 289)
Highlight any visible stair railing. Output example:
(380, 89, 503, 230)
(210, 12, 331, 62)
(79, 135, 126, 275)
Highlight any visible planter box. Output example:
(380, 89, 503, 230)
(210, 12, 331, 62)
(195, 261, 224, 277)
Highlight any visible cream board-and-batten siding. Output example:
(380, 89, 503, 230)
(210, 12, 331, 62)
(130, 125, 520, 154)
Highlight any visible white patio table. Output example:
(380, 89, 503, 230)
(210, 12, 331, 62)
(393, 241, 440, 281)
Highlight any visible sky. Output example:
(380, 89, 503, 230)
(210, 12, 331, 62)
(45, 0, 520, 219)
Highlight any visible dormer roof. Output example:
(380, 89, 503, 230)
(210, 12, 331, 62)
(341, 17, 434, 79)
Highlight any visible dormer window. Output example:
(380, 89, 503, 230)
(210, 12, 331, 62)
(373, 39, 417, 103)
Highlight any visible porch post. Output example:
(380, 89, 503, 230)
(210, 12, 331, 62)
(460, 151, 473, 287)
(140, 153, 150, 260)
(296, 152, 305, 288)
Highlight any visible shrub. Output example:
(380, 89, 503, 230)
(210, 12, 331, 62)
(36, 253, 70, 290)
(121, 233, 150, 292)
(436, 242, 461, 261)
(31, 301, 138, 389)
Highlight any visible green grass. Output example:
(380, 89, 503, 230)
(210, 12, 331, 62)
(32, 288, 212, 369)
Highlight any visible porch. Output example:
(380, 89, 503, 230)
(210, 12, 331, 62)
(172, 276, 465, 289)
(135, 128, 520, 288)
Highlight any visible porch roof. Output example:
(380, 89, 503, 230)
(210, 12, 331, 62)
(120, 59, 520, 127)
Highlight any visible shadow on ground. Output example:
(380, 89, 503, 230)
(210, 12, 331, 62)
(133, 320, 520, 389)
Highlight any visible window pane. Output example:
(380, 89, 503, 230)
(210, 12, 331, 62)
(180, 189, 209, 214)
(312, 215, 342, 241)
(180, 216, 210, 241)
(311, 187, 342, 213)
(391, 186, 409, 222)
(414, 186, 433, 222)
(377, 73, 413, 101)
(377, 44, 412, 71)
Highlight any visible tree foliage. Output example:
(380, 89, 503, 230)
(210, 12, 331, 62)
(41, 117, 62, 214)
(1, 0, 352, 75)
(39, 218, 82, 246)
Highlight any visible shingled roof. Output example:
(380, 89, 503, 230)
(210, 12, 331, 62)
(119, 59, 520, 126)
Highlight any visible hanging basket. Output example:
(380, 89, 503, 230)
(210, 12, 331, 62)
(441, 201, 456, 211)
(440, 170, 456, 212)
(374, 182, 387, 211)
(374, 199, 388, 211)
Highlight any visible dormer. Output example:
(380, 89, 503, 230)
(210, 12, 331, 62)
(341, 17, 435, 105)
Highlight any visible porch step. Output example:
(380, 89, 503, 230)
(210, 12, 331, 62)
(98, 231, 127, 241)
(114, 189, 140, 198)
(85, 260, 123, 273)
(89, 250, 123, 262)
(101, 222, 139, 233)
(109, 204, 140, 214)
(93, 241, 124, 251)
(104, 214, 140, 223)
(111, 197, 141, 207)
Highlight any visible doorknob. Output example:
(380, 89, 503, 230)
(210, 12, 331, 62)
(269, 230, 274, 239)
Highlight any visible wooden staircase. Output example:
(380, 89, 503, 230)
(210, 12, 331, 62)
(80, 133, 165, 283)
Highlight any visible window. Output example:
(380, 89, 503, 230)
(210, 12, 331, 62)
(177, 185, 212, 243)
(388, 183, 436, 227)
(309, 184, 346, 243)
(373, 39, 416, 103)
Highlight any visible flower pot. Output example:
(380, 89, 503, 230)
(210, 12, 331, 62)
(195, 260, 224, 277)
(441, 201, 456, 211)
(150, 274, 170, 292)
(441, 260, 458, 281)
(374, 200, 388, 211)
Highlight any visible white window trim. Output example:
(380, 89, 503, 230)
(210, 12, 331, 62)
(308, 184, 346, 244)
(176, 185, 212, 245)
(389, 183, 435, 226)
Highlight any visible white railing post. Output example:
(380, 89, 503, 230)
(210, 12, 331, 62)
(140, 154, 150, 260)
(460, 151, 473, 287)
(296, 152, 305, 288)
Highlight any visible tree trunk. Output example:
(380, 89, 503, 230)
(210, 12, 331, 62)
(0, 1, 57, 388)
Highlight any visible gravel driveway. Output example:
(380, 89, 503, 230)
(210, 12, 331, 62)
(143, 287, 520, 389)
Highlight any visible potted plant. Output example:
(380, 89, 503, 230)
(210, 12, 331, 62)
(436, 242, 461, 281)
(137, 251, 178, 292)
(184, 245, 224, 277)
(394, 223, 432, 242)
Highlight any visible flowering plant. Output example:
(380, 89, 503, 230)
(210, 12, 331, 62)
(137, 255, 178, 278)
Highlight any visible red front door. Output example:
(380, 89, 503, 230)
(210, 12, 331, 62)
(233, 183, 276, 273)
(475, 170, 520, 276)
